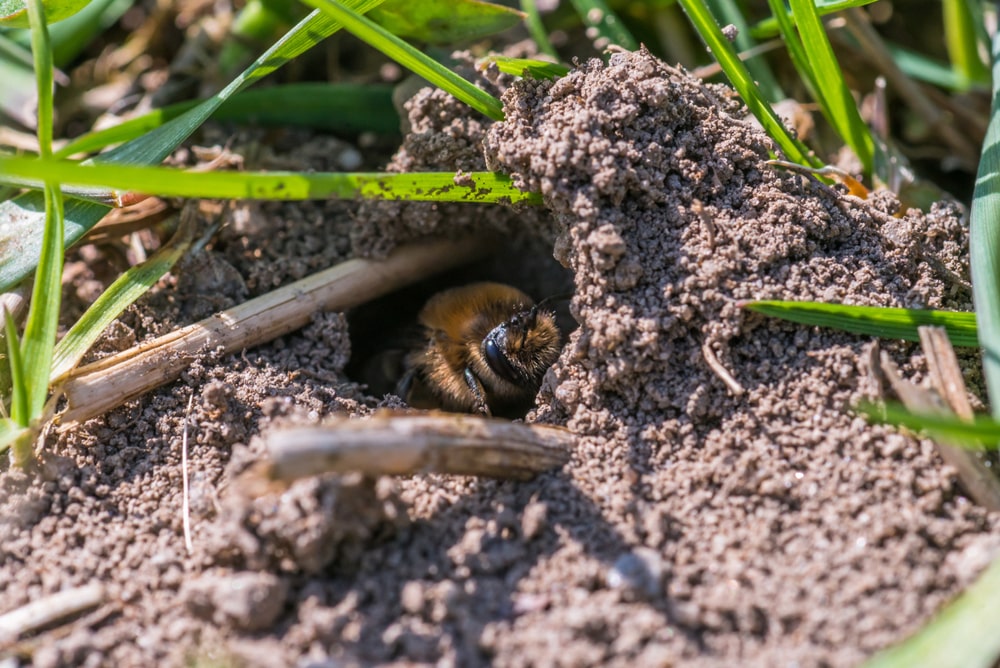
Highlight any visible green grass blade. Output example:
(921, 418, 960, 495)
(863, 401, 1000, 445)
(750, 0, 877, 40)
(886, 42, 989, 91)
(49, 224, 192, 382)
(520, 0, 557, 58)
(787, 0, 874, 174)
(863, 531, 1000, 668)
(0, 32, 40, 127)
(568, 0, 637, 51)
(368, 0, 524, 45)
(0, 417, 32, 460)
(21, 0, 62, 421)
(0, 0, 384, 294)
(301, 0, 503, 121)
(5, 309, 27, 425)
(677, 0, 818, 167)
(942, 0, 990, 90)
(970, 30, 1000, 418)
(743, 301, 979, 348)
(0, 155, 541, 204)
(481, 55, 568, 80)
(0, 0, 91, 27)
(704, 0, 783, 102)
(56, 83, 398, 158)
(99, 0, 384, 167)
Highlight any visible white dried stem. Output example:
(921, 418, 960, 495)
(878, 328, 1000, 511)
(0, 584, 106, 643)
(58, 236, 491, 426)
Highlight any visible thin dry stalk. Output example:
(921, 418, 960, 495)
(701, 341, 744, 396)
(58, 236, 492, 426)
(246, 412, 574, 489)
(181, 391, 194, 555)
(878, 327, 1000, 511)
(839, 8, 980, 169)
(0, 584, 106, 644)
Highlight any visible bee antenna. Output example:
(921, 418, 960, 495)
(536, 292, 574, 310)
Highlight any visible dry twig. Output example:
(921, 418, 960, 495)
(877, 327, 1000, 511)
(0, 584, 106, 644)
(241, 412, 574, 492)
(57, 236, 492, 425)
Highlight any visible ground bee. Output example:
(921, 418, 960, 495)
(398, 282, 562, 418)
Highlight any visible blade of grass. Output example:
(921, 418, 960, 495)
(4, 308, 27, 425)
(49, 219, 194, 382)
(787, 0, 875, 174)
(0, 156, 541, 204)
(743, 301, 978, 348)
(942, 0, 990, 90)
(55, 83, 398, 158)
(0, 32, 41, 127)
(480, 55, 568, 80)
(863, 547, 1000, 668)
(21, 0, 63, 423)
(0, 417, 32, 460)
(568, 0, 637, 50)
(704, 0, 783, 102)
(970, 30, 1000, 417)
(749, 0, 877, 40)
(677, 0, 819, 167)
(368, 0, 524, 45)
(300, 0, 503, 121)
(520, 0, 557, 59)
(0, 0, 385, 294)
(861, 402, 1000, 447)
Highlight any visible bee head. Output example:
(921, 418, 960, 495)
(482, 305, 560, 386)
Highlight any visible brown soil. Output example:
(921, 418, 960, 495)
(2, 48, 998, 667)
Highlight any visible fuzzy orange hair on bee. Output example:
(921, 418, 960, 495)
(398, 282, 562, 418)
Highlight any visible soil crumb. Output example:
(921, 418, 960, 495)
(1, 48, 997, 668)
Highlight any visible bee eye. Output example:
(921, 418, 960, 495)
(483, 329, 522, 384)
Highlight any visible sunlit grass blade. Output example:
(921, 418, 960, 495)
(886, 42, 990, 92)
(863, 552, 1000, 668)
(862, 401, 1000, 446)
(704, 0, 783, 102)
(5, 308, 27, 425)
(56, 83, 398, 158)
(942, 0, 990, 90)
(677, 0, 819, 168)
(0, 0, 384, 294)
(0, 0, 91, 27)
(0, 155, 541, 204)
(0, 32, 41, 127)
(49, 222, 194, 382)
(368, 0, 524, 45)
(750, 0, 877, 40)
(480, 55, 568, 80)
(300, 0, 503, 121)
(20, 0, 62, 424)
(744, 300, 978, 347)
(0, 417, 32, 460)
(787, 0, 875, 174)
(971, 32, 1000, 417)
(520, 0, 557, 58)
(568, 0, 637, 51)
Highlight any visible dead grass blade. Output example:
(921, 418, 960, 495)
(249, 411, 573, 486)
(57, 236, 492, 426)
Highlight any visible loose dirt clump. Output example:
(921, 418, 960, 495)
(1, 47, 998, 667)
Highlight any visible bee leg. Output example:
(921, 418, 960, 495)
(396, 368, 416, 403)
(463, 368, 492, 416)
